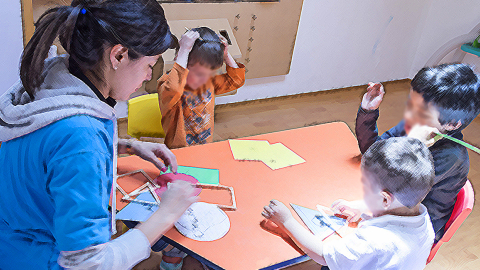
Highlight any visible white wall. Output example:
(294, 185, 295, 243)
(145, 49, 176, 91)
(409, 0, 480, 76)
(217, 0, 480, 104)
(0, 0, 24, 96)
(5, 0, 480, 118)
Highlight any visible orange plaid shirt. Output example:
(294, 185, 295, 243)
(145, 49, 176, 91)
(158, 63, 245, 149)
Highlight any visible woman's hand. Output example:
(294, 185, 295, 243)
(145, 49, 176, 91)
(158, 181, 198, 220)
(130, 140, 178, 173)
(137, 180, 198, 245)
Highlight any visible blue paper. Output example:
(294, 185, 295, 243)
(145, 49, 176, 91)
(290, 203, 347, 240)
(116, 192, 159, 222)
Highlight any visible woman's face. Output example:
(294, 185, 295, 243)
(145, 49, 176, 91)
(108, 52, 160, 101)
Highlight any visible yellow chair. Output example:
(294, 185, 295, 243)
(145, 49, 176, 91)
(127, 93, 165, 139)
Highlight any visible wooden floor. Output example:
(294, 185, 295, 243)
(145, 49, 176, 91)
(124, 79, 480, 270)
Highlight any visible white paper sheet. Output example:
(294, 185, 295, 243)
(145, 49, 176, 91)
(174, 202, 230, 241)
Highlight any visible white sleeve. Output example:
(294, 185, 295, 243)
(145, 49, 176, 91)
(322, 231, 376, 270)
(57, 229, 151, 270)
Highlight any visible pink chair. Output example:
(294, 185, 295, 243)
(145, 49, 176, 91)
(427, 180, 475, 264)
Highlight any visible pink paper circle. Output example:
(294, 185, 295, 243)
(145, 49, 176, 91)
(154, 173, 202, 197)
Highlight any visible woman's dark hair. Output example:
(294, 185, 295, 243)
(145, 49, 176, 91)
(411, 63, 480, 130)
(187, 27, 225, 69)
(20, 0, 176, 98)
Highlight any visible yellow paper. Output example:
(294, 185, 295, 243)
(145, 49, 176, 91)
(261, 143, 306, 170)
(228, 140, 271, 161)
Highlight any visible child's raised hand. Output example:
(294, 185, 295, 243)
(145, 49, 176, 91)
(179, 30, 201, 53)
(407, 124, 441, 147)
(262, 200, 294, 227)
(361, 82, 385, 111)
(331, 199, 363, 224)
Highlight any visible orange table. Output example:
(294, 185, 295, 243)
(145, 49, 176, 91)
(117, 122, 363, 269)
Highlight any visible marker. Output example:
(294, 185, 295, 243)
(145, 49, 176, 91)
(434, 132, 480, 154)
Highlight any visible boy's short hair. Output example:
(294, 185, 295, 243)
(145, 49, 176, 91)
(177, 27, 224, 69)
(361, 137, 435, 208)
(411, 63, 480, 130)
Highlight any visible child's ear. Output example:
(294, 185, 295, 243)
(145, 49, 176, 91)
(443, 120, 462, 131)
(381, 191, 394, 209)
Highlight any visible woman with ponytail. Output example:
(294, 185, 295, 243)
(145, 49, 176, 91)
(0, 1, 197, 269)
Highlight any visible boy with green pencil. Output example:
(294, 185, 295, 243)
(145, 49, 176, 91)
(355, 63, 480, 241)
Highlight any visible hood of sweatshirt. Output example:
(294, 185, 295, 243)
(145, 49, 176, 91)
(0, 55, 116, 142)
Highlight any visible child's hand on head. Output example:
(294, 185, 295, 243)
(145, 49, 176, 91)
(176, 30, 200, 68)
(407, 124, 441, 147)
(361, 82, 385, 111)
(331, 199, 363, 224)
(219, 35, 229, 58)
(179, 30, 200, 53)
(262, 200, 294, 227)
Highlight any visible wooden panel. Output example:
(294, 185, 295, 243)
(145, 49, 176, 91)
(30, 0, 304, 79)
(161, 1, 304, 79)
(20, 0, 35, 46)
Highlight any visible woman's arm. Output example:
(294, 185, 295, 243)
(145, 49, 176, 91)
(58, 181, 197, 269)
(48, 125, 195, 269)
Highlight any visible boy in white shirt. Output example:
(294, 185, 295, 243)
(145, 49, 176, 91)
(262, 137, 435, 270)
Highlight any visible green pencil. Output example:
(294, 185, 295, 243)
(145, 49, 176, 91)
(434, 132, 480, 154)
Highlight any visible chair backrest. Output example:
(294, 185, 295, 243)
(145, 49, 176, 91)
(427, 179, 474, 263)
(443, 179, 474, 241)
(127, 93, 165, 139)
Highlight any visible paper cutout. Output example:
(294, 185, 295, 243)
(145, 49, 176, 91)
(228, 140, 271, 161)
(154, 173, 202, 196)
(290, 203, 347, 240)
(261, 143, 306, 170)
(229, 140, 306, 170)
(116, 170, 161, 211)
(175, 202, 230, 241)
(116, 192, 159, 221)
(163, 166, 220, 185)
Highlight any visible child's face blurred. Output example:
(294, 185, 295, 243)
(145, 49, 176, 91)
(361, 170, 387, 216)
(403, 89, 443, 134)
(186, 62, 219, 90)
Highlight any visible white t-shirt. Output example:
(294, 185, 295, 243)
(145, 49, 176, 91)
(323, 204, 434, 270)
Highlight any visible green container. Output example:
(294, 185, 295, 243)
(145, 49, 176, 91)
(473, 34, 480, 48)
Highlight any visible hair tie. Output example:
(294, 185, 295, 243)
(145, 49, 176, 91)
(81, 8, 87, 15)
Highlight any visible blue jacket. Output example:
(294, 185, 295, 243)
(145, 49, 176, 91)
(0, 56, 117, 269)
(356, 107, 469, 241)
